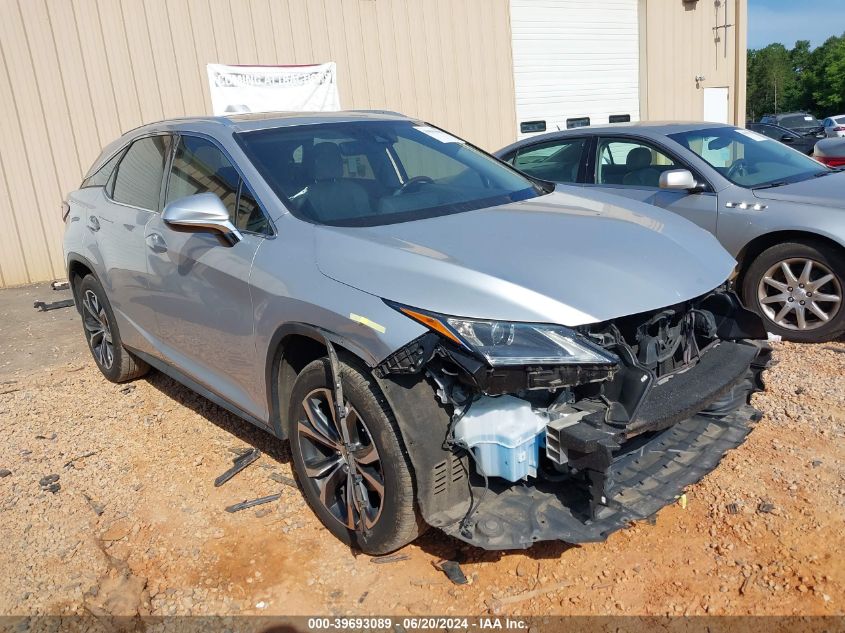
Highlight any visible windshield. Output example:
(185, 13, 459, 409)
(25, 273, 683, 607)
(237, 120, 542, 226)
(668, 127, 827, 188)
(780, 114, 820, 128)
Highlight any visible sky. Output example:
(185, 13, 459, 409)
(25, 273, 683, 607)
(748, 0, 845, 49)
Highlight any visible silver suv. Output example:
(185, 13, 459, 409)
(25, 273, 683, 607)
(63, 111, 770, 553)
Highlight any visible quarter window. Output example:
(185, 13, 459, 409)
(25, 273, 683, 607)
(511, 139, 586, 183)
(166, 136, 270, 234)
(111, 136, 171, 211)
(82, 150, 125, 189)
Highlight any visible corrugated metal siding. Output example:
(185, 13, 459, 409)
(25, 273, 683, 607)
(0, 0, 517, 287)
(642, 0, 746, 126)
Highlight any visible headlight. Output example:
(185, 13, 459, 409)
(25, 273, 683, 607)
(391, 304, 617, 367)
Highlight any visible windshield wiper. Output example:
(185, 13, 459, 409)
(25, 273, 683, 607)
(752, 181, 789, 190)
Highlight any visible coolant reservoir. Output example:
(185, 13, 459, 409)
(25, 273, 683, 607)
(453, 395, 548, 482)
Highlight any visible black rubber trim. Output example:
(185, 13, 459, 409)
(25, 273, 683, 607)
(441, 403, 760, 550)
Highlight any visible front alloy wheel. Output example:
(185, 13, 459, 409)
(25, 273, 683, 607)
(296, 387, 384, 531)
(743, 241, 845, 342)
(757, 258, 842, 331)
(286, 358, 422, 554)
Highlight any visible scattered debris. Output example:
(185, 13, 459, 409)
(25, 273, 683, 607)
(33, 299, 75, 312)
(370, 553, 410, 565)
(795, 386, 805, 395)
(269, 472, 297, 487)
(434, 560, 468, 585)
(50, 280, 70, 291)
(757, 501, 776, 514)
(254, 507, 272, 518)
(678, 493, 688, 509)
(224, 493, 281, 513)
(0, 469, 11, 478)
(215, 448, 261, 487)
(357, 591, 369, 605)
(83, 493, 105, 516)
(35, 432, 57, 440)
(119, 385, 136, 395)
(255, 601, 267, 609)
(740, 575, 755, 595)
(63, 450, 100, 469)
(486, 580, 573, 614)
(811, 459, 822, 468)
(726, 503, 740, 515)
(39, 474, 61, 494)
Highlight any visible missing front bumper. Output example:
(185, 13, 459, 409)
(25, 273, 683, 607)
(441, 402, 762, 549)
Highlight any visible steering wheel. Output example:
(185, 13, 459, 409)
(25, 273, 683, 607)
(394, 176, 435, 196)
(726, 159, 749, 181)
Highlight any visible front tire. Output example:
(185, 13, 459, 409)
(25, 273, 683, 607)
(286, 358, 422, 554)
(77, 275, 149, 382)
(742, 241, 845, 342)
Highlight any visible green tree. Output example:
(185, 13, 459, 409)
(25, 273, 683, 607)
(747, 44, 795, 119)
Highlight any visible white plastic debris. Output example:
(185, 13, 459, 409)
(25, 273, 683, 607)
(767, 332, 783, 343)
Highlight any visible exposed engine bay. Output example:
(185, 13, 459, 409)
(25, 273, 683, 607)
(374, 288, 771, 549)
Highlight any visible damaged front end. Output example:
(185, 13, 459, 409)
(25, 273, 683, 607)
(374, 289, 772, 550)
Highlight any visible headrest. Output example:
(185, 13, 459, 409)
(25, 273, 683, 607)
(312, 143, 343, 181)
(626, 147, 653, 169)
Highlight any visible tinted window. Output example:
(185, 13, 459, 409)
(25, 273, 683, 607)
(669, 126, 826, 188)
(82, 150, 124, 188)
(166, 136, 270, 234)
(237, 121, 541, 227)
(112, 136, 171, 211)
(167, 136, 239, 217)
(780, 114, 820, 128)
(512, 139, 586, 183)
(596, 138, 677, 187)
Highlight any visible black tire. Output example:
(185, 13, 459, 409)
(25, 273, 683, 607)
(742, 241, 845, 343)
(286, 357, 422, 554)
(77, 275, 149, 382)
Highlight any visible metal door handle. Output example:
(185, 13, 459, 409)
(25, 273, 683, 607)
(145, 233, 167, 253)
(87, 215, 100, 232)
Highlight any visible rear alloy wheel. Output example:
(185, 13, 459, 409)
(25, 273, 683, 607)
(743, 242, 845, 342)
(287, 358, 422, 554)
(77, 275, 149, 382)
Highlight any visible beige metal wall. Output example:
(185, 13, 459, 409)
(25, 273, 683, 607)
(0, 0, 517, 288)
(641, 0, 747, 125)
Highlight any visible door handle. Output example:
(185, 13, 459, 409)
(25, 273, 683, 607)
(145, 233, 167, 253)
(86, 215, 101, 232)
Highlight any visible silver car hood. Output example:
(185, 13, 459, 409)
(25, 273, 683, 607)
(751, 172, 845, 208)
(316, 189, 735, 326)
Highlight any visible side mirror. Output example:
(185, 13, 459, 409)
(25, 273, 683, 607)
(781, 134, 795, 143)
(659, 169, 699, 192)
(162, 192, 242, 244)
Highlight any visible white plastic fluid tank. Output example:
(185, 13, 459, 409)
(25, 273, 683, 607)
(453, 395, 548, 482)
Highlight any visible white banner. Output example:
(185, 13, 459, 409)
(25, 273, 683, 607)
(206, 63, 341, 115)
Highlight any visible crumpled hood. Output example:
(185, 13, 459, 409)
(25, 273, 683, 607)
(316, 188, 736, 326)
(752, 172, 845, 208)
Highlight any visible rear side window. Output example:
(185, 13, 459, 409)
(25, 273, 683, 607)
(166, 135, 270, 234)
(111, 136, 171, 211)
(511, 139, 586, 183)
(81, 150, 124, 188)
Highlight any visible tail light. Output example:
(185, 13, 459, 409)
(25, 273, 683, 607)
(834, 126, 845, 133)
(61, 201, 70, 222)
(816, 155, 845, 168)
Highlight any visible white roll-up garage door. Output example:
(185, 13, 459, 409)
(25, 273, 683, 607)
(510, 0, 641, 139)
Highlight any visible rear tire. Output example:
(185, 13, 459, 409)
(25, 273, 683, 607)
(77, 275, 149, 382)
(286, 357, 422, 554)
(742, 241, 845, 342)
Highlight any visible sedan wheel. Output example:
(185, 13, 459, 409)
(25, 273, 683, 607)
(743, 241, 845, 342)
(757, 258, 842, 331)
(296, 387, 384, 531)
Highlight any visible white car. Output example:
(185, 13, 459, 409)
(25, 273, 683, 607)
(822, 115, 845, 138)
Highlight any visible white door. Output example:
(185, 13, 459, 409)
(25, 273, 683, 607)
(703, 87, 730, 124)
(510, 0, 641, 139)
